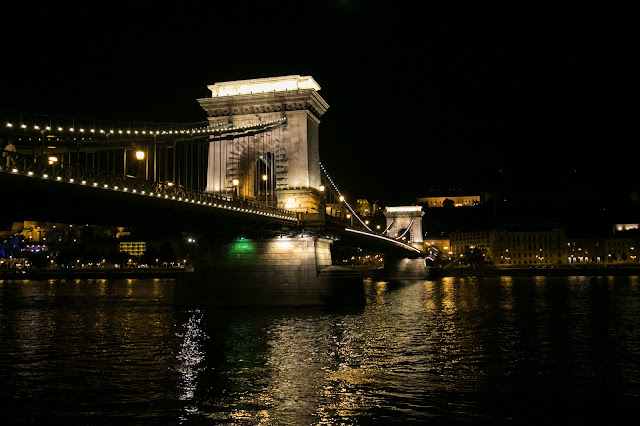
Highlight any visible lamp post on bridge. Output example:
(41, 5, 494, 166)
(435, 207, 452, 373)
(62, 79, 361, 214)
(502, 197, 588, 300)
(135, 149, 145, 179)
(340, 195, 353, 227)
(346, 213, 353, 228)
(318, 185, 326, 218)
(233, 178, 239, 199)
(262, 173, 268, 206)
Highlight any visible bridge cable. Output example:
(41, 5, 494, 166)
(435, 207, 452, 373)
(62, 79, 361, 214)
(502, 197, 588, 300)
(319, 161, 372, 232)
(344, 228, 421, 253)
(382, 219, 395, 235)
(395, 218, 414, 241)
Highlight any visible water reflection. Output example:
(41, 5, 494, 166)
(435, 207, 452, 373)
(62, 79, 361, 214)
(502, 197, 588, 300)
(0, 278, 181, 422)
(184, 279, 490, 422)
(363, 278, 390, 305)
(186, 276, 640, 423)
(1, 276, 639, 423)
(176, 309, 207, 421)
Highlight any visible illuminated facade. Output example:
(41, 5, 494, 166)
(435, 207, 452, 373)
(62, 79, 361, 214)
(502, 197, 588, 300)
(119, 241, 146, 257)
(417, 195, 480, 207)
(198, 75, 329, 213)
(568, 237, 638, 263)
(9, 221, 84, 244)
(491, 230, 567, 266)
(446, 224, 639, 266)
(424, 238, 451, 258)
(614, 223, 639, 233)
(449, 229, 568, 265)
(355, 199, 376, 217)
(450, 231, 492, 260)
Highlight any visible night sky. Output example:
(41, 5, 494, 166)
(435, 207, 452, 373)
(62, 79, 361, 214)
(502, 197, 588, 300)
(2, 2, 637, 205)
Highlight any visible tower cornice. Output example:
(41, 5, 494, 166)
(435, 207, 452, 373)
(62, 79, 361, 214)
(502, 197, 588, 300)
(197, 89, 329, 119)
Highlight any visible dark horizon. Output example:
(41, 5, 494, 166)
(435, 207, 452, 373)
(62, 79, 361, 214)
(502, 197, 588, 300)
(2, 2, 637, 206)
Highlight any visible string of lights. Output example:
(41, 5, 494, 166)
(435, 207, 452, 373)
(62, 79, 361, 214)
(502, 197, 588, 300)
(319, 161, 418, 253)
(3, 114, 286, 138)
(0, 152, 297, 222)
(344, 228, 421, 253)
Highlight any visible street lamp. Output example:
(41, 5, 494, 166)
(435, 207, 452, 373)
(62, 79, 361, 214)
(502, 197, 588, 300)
(134, 150, 146, 179)
(232, 178, 239, 198)
(318, 185, 326, 216)
(346, 213, 353, 228)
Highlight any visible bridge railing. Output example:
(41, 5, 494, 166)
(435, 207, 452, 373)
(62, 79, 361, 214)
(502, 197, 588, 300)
(1, 150, 297, 220)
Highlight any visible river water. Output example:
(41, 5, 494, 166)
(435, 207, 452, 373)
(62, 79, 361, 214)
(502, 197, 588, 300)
(1, 275, 639, 424)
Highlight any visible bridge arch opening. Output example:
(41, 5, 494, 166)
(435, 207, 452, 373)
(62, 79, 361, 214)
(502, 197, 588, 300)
(255, 153, 276, 204)
(395, 228, 410, 242)
(225, 132, 285, 200)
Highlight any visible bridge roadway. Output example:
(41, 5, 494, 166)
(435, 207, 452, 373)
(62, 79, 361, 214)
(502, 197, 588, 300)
(1, 160, 420, 258)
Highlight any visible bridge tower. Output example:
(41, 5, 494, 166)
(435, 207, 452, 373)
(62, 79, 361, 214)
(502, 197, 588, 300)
(197, 75, 329, 213)
(375, 205, 429, 279)
(383, 206, 425, 251)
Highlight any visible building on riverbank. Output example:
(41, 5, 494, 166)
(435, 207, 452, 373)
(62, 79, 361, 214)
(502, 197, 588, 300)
(446, 229, 639, 266)
(568, 236, 638, 264)
(491, 229, 567, 266)
(448, 229, 567, 266)
(449, 231, 492, 260)
(417, 194, 481, 208)
(1, 220, 189, 270)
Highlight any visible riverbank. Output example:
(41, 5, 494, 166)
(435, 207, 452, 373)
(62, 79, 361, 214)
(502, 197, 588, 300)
(0, 268, 193, 280)
(342, 264, 640, 279)
(3, 265, 639, 281)
(430, 265, 640, 277)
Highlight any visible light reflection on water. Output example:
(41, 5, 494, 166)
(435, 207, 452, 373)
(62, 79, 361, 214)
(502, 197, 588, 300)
(1, 276, 639, 423)
(176, 309, 207, 422)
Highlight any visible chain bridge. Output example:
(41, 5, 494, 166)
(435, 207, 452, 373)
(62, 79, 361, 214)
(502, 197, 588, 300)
(1, 75, 428, 306)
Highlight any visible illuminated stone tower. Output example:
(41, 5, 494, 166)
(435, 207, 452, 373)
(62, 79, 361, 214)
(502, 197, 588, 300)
(383, 206, 425, 251)
(197, 75, 329, 213)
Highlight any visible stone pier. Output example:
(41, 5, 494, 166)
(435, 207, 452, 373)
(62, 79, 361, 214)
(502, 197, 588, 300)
(174, 235, 365, 306)
(377, 257, 430, 280)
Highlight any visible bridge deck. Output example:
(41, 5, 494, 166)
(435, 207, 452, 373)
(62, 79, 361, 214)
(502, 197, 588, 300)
(2, 152, 421, 256)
